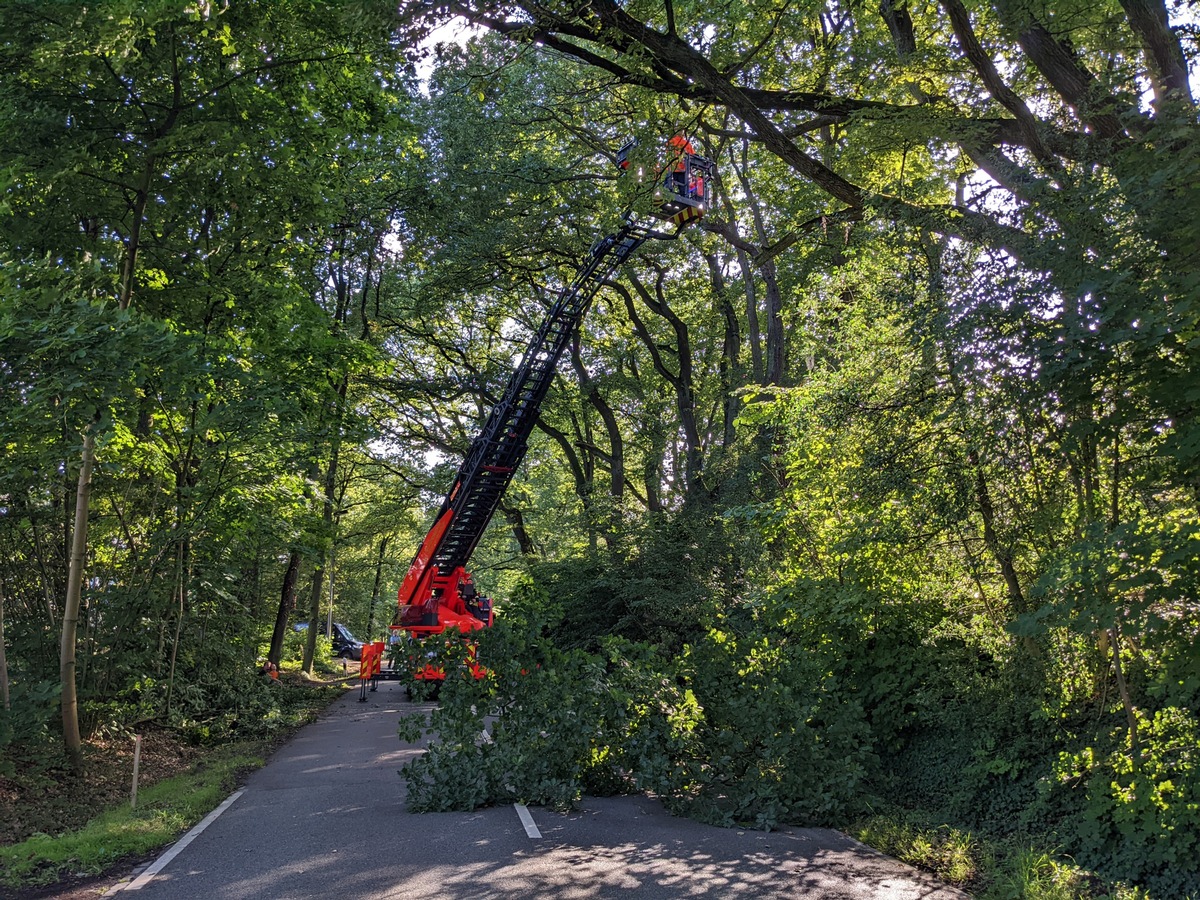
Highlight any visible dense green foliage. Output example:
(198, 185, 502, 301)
(3, 0, 1199, 896)
(0, 0, 419, 744)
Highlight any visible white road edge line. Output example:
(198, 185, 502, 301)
(119, 789, 245, 892)
(514, 802, 542, 839)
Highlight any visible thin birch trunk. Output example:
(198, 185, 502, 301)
(0, 579, 10, 711)
(61, 423, 97, 770)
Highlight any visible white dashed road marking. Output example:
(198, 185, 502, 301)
(514, 802, 542, 839)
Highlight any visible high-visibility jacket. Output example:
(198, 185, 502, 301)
(668, 134, 695, 170)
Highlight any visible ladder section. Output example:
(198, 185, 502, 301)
(427, 221, 654, 575)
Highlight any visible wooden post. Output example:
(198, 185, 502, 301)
(131, 735, 143, 809)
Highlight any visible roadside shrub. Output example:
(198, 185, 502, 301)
(679, 620, 875, 828)
(0, 679, 60, 765)
(883, 660, 1056, 834)
(0, 679, 58, 741)
(1056, 706, 1200, 897)
(282, 627, 332, 667)
(852, 814, 981, 886)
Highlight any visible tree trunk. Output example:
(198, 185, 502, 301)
(1117, 0, 1194, 105)
(302, 566, 326, 673)
(60, 423, 96, 770)
(26, 512, 59, 632)
(1108, 623, 1143, 767)
(501, 502, 538, 556)
(761, 261, 785, 386)
(536, 418, 598, 545)
(966, 447, 1027, 614)
(731, 141, 786, 385)
(570, 334, 625, 503)
(325, 542, 336, 639)
(624, 274, 704, 496)
(738, 247, 764, 383)
(0, 578, 10, 711)
(164, 538, 188, 715)
(366, 537, 389, 639)
(706, 251, 741, 453)
(268, 550, 302, 665)
(303, 377, 347, 672)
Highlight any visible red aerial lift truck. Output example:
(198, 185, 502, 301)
(390, 139, 715, 682)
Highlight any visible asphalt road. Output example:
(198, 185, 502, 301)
(109, 679, 970, 899)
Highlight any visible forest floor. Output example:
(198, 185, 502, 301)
(0, 724, 200, 848)
(0, 725, 203, 900)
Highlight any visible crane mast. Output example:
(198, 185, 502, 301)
(393, 143, 715, 647)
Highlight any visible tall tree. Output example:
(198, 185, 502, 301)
(435, 0, 1200, 469)
(0, 0, 413, 761)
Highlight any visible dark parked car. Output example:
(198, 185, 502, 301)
(293, 621, 363, 661)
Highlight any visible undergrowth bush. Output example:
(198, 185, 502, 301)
(281, 628, 333, 667)
(164, 670, 335, 744)
(869, 632, 1200, 897)
(0, 679, 59, 757)
(882, 660, 1055, 833)
(397, 551, 1198, 898)
(681, 621, 875, 827)
(1053, 706, 1200, 897)
(852, 814, 981, 885)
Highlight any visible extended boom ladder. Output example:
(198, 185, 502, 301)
(395, 144, 715, 643)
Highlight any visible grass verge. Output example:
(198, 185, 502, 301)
(849, 813, 1153, 900)
(0, 743, 263, 888)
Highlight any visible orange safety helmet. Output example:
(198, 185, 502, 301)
(668, 134, 695, 170)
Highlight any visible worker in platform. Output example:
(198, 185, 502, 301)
(667, 133, 695, 197)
